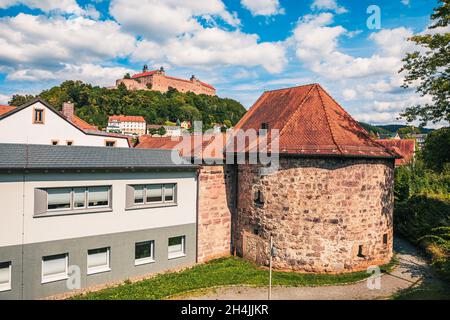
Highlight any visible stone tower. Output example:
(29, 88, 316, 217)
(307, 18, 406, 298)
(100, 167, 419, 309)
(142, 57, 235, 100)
(232, 84, 398, 273)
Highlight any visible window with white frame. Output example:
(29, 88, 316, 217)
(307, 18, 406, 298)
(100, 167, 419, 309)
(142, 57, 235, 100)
(87, 247, 110, 275)
(41, 254, 68, 283)
(168, 236, 186, 259)
(135, 241, 155, 265)
(39, 186, 111, 214)
(128, 183, 176, 208)
(0, 261, 12, 292)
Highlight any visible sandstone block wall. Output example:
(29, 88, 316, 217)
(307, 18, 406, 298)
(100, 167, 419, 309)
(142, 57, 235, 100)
(235, 157, 394, 273)
(197, 165, 236, 262)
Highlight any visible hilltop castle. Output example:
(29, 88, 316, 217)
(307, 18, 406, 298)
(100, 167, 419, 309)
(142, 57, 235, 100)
(116, 65, 216, 96)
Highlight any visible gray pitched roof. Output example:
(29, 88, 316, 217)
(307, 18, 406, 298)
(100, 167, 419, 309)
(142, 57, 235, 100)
(0, 143, 197, 170)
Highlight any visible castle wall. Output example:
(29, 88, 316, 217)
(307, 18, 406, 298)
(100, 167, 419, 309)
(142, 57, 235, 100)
(235, 157, 394, 273)
(116, 74, 216, 96)
(197, 165, 236, 262)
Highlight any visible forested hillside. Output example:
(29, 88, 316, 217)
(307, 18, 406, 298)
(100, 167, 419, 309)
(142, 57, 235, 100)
(9, 81, 247, 130)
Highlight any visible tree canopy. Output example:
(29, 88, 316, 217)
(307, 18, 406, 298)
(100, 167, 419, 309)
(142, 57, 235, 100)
(8, 80, 247, 130)
(400, 0, 450, 125)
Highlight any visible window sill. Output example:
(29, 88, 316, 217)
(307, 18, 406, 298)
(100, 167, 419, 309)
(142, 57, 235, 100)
(125, 203, 177, 211)
(135, 259, 155, 266)
(41, 275, 68, 284)
(34, 208, 113, 218)
(0, 286, 11, 292)
(87, 267, 111, 275)
(168, 253, 186, 260)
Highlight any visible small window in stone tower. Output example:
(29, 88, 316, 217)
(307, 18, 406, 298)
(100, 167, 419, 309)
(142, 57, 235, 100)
(357, 245, 365, 258)
(383, 233, 388, 245)
(254, 190, 264, 206)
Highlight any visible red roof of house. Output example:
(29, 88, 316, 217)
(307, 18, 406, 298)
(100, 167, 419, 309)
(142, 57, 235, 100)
(109, 115, 146, 123)
(136, 133, 227, 159)
(131, 70, 158, 78)
(234, 84, 399, 158)
(70, 116, 98, 131)
(376, 139, 415, 165)
(0, 105, 15, 116)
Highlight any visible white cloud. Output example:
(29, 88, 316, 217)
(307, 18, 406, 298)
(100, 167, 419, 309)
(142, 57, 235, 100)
(342, 89, 356, 101)
(0, 93, 10, 104)
(291, 14, 414, 80)
(109, 0, 240, 41)
(8, 64, 133, 87)
(401, 0, 410, 6)
(0, 0, 84, 14)
(0, 14, 136, 70)
(132, 26, 287, 74)
(240, 0, 284, 16)
(311, 0, 347, 14)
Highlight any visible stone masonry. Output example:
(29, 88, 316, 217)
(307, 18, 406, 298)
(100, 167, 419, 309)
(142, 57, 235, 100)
(197, 165, 236, 262)
(235, 157, 394, 273)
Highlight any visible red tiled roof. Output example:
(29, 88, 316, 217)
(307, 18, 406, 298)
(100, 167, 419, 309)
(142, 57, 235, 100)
(131, 70, 158, 78)
(109, 115, 146, 123)
(0, 105, 15, 116)
(136, 133, 227, 159)
(199, 80, 215, 90)
(67, 115, 97, 130)
(234, 84, 399, 158)
(376, 139, 415, 165)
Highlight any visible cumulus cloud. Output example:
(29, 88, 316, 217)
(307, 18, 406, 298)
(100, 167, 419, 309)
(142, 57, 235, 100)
(240, 0, 284, 16)
(0, 93, 10, 104)
(0, 14, 136, 70)
(0, 0, 84, 15)
(310, 0, 347, 14)
(132, 28, 287, 73)
(7, 64, 133, 87)
(110, 0, 240, 41)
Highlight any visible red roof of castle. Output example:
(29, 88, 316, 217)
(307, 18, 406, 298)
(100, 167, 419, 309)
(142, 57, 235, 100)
(234, 84, 399, 158)
(131, 70, 158, 78)
(376, 139, 415, 165)
(0, 105, 15, 116)
(109, 115, 146, 123)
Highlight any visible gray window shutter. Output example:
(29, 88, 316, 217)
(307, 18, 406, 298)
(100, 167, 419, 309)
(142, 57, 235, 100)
(34, 189, 47, 215)
(125, 185, 135, 209)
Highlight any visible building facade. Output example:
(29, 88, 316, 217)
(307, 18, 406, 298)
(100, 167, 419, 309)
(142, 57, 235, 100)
(107, 115, 146, 136)
(0, 144, 198, 299)
(116, 67, 216, 96)
(0, 99, 130, 148)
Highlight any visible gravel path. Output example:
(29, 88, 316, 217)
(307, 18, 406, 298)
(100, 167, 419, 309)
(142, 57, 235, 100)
(182, 238, 448, 300)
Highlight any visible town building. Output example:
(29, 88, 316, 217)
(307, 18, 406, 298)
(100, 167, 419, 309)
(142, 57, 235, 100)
(107, 115, 146, 136)
(0, 99, 130, 148)
(116, 66, 216, 96)
(408, 133, 427, 149)
(0, 144, 197, 299)
(146, 124, 186, 137)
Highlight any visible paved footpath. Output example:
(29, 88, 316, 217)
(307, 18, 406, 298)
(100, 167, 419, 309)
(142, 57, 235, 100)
(184, 238, 448, 300)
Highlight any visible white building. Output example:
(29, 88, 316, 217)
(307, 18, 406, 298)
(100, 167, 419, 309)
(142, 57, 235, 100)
(0, 144, 198, 299)
(0, 99, 130, 148)
(107, 115, 146, 136)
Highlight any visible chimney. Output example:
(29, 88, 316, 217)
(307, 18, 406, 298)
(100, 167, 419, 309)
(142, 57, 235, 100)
(62, 102, 74, 121)
(190, 75, 197, 82)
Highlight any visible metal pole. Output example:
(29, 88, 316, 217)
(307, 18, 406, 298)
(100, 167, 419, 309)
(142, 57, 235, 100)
(268, 235, 273, 300)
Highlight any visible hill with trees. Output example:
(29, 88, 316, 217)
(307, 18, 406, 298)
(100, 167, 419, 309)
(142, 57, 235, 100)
(8, 80, 247, 130)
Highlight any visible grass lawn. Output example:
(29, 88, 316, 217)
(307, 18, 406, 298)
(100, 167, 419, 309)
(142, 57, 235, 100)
(73, 256, 396, 300)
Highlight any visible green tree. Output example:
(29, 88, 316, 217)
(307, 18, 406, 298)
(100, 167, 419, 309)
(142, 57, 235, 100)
(400, 0, 450, 125)
(398, 126, 421, 135)
(421, 127, 450, 172)
(123, 73, 131, 79)
(158, 126, 167, 136)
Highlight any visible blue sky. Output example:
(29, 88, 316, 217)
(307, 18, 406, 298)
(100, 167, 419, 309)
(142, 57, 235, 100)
(0, 0, 445, 126)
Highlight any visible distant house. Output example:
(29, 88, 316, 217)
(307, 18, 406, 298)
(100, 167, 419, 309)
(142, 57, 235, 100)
(407, 133, 427, 149)
(146, 124, 186, 137)
(376, 139, 416, 166)
(0, 99, 130, 147)
(377, 132, 400, 140)
(107, 115, 146, 136)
